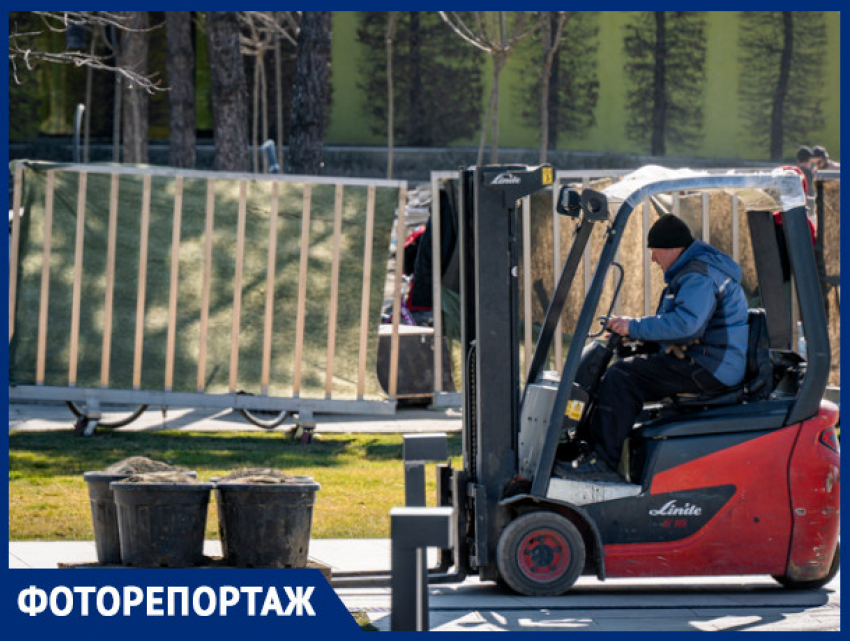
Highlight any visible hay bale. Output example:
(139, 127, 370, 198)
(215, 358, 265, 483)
(217, 467, 292, 484)
(118, 471, 200, 484)
(103, 456, 186, 475)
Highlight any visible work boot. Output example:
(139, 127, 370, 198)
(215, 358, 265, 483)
(553, 451, 621, 483)
(556, 439, 591, 462)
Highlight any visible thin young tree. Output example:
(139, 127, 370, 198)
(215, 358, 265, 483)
(355, 12, 484, 149)
(517, 12, 599, 157)
(238, 12, 299, 172)
(8, 11, 162, 91)
(439, 11, 537, 164)
(9, 11, 163, 162)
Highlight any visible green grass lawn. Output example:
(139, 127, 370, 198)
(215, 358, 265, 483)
(9, 429, 462, 541)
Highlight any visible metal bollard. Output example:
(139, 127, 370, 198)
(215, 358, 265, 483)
(402, 433, 448, 507)
(390, 507, 453, 632)
(402, 432, 449, 618)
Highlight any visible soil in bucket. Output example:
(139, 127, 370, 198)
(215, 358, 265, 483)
(111, 472, 213, 568)
(84, 457, 194, 565)
(215, 468, 320, 568)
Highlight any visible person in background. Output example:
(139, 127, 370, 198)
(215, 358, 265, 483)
(812, 145, 840, 170)
(796, 145, 815, 171)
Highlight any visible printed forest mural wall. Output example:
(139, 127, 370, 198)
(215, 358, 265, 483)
(738, 11, 828, 161)
(10, 11, 839, 164)
(333, 10, 838, 162)
(622, 11, 707, 157)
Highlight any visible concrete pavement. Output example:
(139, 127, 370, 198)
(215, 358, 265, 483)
(8, 538, 840, 631)
(8, 401, 462, 434)
(8, 402, 840, 631)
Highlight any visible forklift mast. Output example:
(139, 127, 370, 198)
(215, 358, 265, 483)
(456, 164, 553, 578)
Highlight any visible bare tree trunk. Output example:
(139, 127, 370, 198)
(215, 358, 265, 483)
(287, 11, 331, 175)
(477, 71, 500, 166)
(166, 11, 196, 168)
(120, 11, 149, 164)
(207, 11, 250, 172)
(439, 12, 535, 166)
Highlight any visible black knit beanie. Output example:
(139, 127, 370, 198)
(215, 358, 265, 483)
(647, 214, 694, 249)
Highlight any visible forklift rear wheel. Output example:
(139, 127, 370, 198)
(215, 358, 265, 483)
(497, 511, 585, 596)
(772, 542, 840, 590)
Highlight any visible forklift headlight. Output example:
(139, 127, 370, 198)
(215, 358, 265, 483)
(556, 186, 582, 217)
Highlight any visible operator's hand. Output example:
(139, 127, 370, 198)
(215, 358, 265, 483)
(606, 316, 633, 337)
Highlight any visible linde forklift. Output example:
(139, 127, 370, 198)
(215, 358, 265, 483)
(425, 164, 839, 596)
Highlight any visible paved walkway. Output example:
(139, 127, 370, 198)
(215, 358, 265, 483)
(8, 539, 840, 631)
(8, 402, 839, 631)
(8, 401, 462, 434)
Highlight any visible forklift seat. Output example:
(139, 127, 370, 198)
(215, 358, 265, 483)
(670, 308, 773, 409)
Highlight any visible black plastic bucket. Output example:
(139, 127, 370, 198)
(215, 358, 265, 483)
(83, 472, 130, 564)
(111, 481, 214, 567)
(216, 478, 320, 568)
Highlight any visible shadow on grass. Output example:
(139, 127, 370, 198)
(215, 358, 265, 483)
(9, 430, 463, 477)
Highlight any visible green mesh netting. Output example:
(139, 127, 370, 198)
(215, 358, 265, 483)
(9, 162, 398, 400)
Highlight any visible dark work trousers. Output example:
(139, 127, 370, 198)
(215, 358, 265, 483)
(587, 353, 726, 468)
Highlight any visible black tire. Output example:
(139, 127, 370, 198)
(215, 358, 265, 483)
(773, 542, 840, 590)
(66, 402, 148, 428)
(497, 511, 585, 596)
(238, 408, 291, 429)
(292, 423, 315, 443)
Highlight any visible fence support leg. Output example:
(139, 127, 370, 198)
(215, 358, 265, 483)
(390, 507, 453, 632)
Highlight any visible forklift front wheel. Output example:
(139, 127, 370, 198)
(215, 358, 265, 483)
(497, 511, 585, 596)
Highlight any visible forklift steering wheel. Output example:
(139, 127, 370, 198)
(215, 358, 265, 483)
(590, 315, 623, 352)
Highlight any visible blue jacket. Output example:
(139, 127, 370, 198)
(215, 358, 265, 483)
(628, 240, 749, 386)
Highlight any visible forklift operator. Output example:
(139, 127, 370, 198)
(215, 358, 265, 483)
(564, 214, 749, 482)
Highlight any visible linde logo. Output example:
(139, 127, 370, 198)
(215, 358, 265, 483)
(490, 172, 521, 185)
(649, 500, 702, 516)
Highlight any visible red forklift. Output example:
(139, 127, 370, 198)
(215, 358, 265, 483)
(429, 164, 839, 596)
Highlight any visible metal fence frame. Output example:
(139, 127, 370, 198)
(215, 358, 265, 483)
(8, 162, 838, 421)
(8, 161, 408, 422)
(426, 168, 840, 400)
